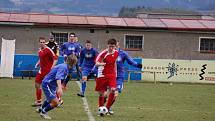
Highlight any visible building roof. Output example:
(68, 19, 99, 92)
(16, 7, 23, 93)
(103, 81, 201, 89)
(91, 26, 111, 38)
(0, 12, 215, 31)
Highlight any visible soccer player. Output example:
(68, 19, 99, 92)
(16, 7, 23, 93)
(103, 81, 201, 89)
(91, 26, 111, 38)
(46, 33, 59, 57)
(33, 37, 58, 106)
(46, 33, 63, 104)
(60, 33, 80, 83)
(105, 40, 142, 114)
(77, 40, 98, 97)
(74, 36, 82, 81)
(36, 54, 77, 119)
(95, 38, 118, 114)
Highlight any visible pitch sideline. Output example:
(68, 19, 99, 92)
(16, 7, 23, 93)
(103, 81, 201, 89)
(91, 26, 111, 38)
(76, 81, 95, 121)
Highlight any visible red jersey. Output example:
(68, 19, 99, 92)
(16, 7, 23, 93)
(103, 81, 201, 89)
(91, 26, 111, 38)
(38, 47, 57, 75)
(96, 49, 118, 77)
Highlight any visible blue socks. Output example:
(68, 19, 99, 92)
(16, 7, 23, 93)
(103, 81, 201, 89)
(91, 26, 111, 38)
(41, 100, 53, 114)
(41, 100, 49, 109)
(42, 103, 53, 114)
(81, 81, 86, 95)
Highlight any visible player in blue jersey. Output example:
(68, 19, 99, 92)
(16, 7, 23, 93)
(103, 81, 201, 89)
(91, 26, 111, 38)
(116, 41, 142, 93)
(77, 40, 98, 97)
(105, 40, 142, 115)
(36, 54, 77, 119)
(60, 33, 81, 83)
(74, 36, 82, 81)
(60, 33, 79, 60)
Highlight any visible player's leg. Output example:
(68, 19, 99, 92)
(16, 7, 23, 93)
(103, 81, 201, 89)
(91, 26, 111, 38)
(39, 83, 60, 119)
(76, 63, 81, 81)
(106, 76, 117, 113)
(33, 73, 43, 107)
(95, 77, 107, 107)
(108, 77, 124, 115)
(77, 68, 89, 97)
(77, 76, 87, 97)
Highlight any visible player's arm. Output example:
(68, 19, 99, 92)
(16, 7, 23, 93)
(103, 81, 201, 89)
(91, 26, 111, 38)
(48, 48, 58, 69)
(35, 60, 40, 68)
(52, 59, 58, 69)
(56, 80, 63, 96)
(73, 44, 80, 57)
(56, 44, 60, 57)
(79, 50, 84, 67)
(59, 43, 65, 56)
(124, 52, 142, 68)
(95, 50, 106, 66)
(56, 68, 67, 91)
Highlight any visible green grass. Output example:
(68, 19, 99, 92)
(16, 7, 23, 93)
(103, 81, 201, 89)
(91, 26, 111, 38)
(0, 78, 215, 121)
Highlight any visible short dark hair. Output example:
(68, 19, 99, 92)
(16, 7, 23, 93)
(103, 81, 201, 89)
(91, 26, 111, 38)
(70, 33, 76, 37)
(85, 40, 91, 44)
(107, 38, 117, 45)
(39, 37, 46, 41)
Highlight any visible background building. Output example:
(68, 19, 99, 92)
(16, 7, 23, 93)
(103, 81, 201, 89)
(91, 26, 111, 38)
(0, 12, 215, 81)
(0, 12, 215, 60)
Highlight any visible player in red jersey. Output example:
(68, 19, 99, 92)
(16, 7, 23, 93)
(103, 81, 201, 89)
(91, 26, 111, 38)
(32, 37, 58, 106)
(95, 38, 118, 114)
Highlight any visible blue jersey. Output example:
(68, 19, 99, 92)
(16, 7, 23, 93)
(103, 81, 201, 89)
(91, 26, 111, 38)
(116, 48, 139, 78)
(60, 42, 79, 56)
(79, 48, 98, 69)
(75, 42, 82, 58)
(42, 63, 69, 87)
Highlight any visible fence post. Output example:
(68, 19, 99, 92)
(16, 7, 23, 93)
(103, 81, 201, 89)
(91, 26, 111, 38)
(128, 71, 131, 83)
(153, 71, 156, 84)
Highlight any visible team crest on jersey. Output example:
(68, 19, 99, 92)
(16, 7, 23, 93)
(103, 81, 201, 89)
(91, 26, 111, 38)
(68, 47, 75, 51)
(85, 53, 92, 58)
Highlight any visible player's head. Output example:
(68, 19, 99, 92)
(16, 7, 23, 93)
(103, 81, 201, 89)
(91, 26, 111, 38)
(66, 54, 77, 68)
(38, 37, 46, 49)
(49, 33, 55, 42)
(107, 38, 117, 52)
(85, 40, 92, 50)
(69, 33, 76, 42)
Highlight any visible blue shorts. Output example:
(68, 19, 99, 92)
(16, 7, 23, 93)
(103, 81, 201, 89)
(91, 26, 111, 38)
(116, 77, 124, 93)
(82, 68, 92, 77)
(42, 82, 57, 101)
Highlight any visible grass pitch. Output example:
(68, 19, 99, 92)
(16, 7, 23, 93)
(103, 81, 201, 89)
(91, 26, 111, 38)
(0, 78, 215, 121)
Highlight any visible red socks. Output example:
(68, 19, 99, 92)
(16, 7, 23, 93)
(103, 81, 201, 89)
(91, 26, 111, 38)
(106, 92, 115, 110)
(98, 96, 105, 107)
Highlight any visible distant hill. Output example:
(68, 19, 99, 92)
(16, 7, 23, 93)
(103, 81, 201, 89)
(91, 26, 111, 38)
(118, 6, 201, 18)
(0, 0, 214, 16)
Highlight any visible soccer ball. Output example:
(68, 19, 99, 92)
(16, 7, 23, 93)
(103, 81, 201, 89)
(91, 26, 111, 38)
(98, 106, 108, 116)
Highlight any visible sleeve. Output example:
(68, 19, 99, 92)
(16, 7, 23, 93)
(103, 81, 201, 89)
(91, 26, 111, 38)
(56, 47, 60, 57)
(79, 49, 84, 67)
(59, 44, 65, 56)
(47, 48, 58, 60)
(55, 68, 66, 80)
(124, 51, 139, 67)
(75, 43, 82, 57)
(95, 50, 106, 63)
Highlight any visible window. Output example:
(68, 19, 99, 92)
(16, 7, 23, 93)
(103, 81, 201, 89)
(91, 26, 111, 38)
(199, 37, 215, 53)
(124, 35, 143, 50)
(52, 33, 68, 46)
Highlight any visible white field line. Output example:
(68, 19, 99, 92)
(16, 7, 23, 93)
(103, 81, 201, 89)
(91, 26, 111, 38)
(76, 81, 95, 121)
